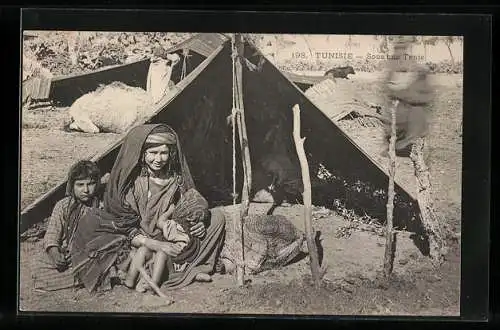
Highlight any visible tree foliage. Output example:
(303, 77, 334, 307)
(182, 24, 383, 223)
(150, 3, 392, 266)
(22, 31, 194, 77)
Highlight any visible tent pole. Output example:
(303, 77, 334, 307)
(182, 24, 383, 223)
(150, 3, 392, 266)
(232, 33, 252, 286)
(383, 99, 398, 278)
(235, 35, 253, 198)
(292, 104, 324, 289)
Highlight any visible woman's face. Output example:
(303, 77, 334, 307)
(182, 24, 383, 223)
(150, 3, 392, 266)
(144, 144, 170, 172)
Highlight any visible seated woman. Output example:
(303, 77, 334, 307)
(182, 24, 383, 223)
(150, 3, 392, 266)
(33, 160, 102, 292)
(70, 124, 226, 294)
(122, 128, 215, 291)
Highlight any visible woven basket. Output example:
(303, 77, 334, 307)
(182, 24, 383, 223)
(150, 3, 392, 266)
(220, 208, 305, 275)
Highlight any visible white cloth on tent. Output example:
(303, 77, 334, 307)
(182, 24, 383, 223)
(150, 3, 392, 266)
(146, 54, 180, 104)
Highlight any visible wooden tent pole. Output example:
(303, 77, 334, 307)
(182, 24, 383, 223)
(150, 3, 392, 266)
(231, 37, 238, 206)
(383, 99, 398, 278)
(233, 33, 252, 286)
(292, 104, 322, 289)
(236, 35, 253, 198)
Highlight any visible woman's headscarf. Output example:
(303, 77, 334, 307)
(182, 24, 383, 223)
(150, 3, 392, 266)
(103, 124, 195, 231)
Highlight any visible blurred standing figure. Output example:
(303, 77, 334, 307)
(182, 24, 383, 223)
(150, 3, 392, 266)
(381, 37, 448, 263)
(381, 37, 434, 157)
(147, 46, 180, 104)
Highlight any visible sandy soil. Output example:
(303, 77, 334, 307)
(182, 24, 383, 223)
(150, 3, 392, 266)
(18, 72, 462, 316)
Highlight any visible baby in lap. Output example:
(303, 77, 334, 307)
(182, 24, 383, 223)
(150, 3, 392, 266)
(157, 188, 209, 266)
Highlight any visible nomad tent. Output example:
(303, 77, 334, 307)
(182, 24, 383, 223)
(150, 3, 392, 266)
(20, 33, 425, 247)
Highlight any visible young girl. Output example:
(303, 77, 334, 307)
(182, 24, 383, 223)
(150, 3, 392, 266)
(33, 160, 102, 292)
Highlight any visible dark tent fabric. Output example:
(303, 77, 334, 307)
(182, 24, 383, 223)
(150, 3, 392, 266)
(21, 33, 426, 248)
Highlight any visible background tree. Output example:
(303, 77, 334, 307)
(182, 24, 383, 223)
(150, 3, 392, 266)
(440, 36, 459, 65)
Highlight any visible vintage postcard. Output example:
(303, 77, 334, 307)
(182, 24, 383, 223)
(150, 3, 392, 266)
(20, 29, 465, 316)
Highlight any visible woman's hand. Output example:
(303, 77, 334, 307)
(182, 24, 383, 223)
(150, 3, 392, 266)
(190, 221, 206, 239)
(157, 205, 175, 229)
(47, 246, 69, 271)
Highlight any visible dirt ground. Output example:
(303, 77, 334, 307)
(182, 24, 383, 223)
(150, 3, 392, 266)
(19, 73, 462, 316)
(21, 106, 121, 210)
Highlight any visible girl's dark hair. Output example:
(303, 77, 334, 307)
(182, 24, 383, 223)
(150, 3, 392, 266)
(68, 160, 101, 186)
(65, 160, 101, 244)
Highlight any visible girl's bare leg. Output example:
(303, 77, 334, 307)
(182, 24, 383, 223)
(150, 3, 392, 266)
(124, 246, 152, 288)
(132, 234, 177, 256)
(151, 251, 167, 285)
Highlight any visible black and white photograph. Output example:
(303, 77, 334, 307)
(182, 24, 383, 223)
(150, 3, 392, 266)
(19, 25, 468, 316)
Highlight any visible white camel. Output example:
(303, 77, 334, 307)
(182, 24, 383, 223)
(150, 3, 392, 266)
(67, 52, 180, 134)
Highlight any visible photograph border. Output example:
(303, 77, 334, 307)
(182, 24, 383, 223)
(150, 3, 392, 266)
(8, 7, 492, 325)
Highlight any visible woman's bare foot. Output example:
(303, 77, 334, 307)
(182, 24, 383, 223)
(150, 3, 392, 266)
(221, 258, 236, 274)
(299, 240, 309, 254)
(123, 277, 135, 289)
(194, 273, 212, 282)
(135, 276, 150, 293)
(117, 269, 128, 282)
